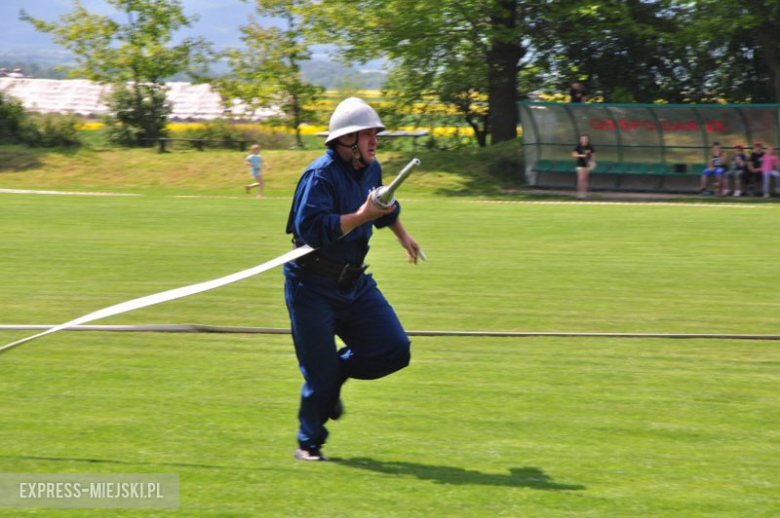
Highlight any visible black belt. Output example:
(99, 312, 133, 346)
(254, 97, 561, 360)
(295, 253, 368, 287)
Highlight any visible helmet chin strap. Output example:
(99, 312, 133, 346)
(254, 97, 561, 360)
(336, 133, 367, 170)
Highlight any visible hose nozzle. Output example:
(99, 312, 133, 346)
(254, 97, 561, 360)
(371, 158, 421, 209)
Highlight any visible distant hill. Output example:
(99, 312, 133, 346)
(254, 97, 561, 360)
(301, 61, 386, 90)
(3, 58, 386, 90)
(1, 0, 386, 89)
(0, 61, 69, 79)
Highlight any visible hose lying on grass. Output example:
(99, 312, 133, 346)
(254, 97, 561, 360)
(1, 324, 778, 341)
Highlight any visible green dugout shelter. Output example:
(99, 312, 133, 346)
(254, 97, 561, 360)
(518, 102, 780, 192)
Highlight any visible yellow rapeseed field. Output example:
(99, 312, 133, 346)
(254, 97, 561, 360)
(75, 90, 524, 138)
(75, 121, 519, 138)
(76, 122, 106, 131)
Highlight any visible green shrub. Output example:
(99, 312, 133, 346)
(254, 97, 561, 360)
(0, 91, 27, 143)
(0, 92, 81, 147)
(180, 119, 295, 149)
(21, 113, 81, 147)
(104, 83, 172, 147)
(180, 118, 240, 145)
(484, 140, 524, 185)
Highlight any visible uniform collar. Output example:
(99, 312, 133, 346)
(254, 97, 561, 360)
(327, 146, 368, 178)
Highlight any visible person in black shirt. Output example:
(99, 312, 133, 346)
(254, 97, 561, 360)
(746, 141, 765, 196)
(572, 134, 596, 200)
(569, 81, 587, 103)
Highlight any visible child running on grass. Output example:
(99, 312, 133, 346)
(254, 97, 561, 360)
(244, 144, 269, 198)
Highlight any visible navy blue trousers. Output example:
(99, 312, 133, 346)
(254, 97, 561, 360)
(284, 270, 411, 449)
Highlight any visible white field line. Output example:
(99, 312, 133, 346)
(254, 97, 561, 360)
(172, 195, 288, 200)
(0, 189, 284, 200)
(452, 200, 772, 209)
(0, 188, 139, 197)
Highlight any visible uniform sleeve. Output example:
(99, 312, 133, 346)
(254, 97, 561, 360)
(368, 161, 400, 229)
(293, 171, 344, 248)
(374, 200, 401, 229)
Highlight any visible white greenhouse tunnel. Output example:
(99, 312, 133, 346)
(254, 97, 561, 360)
(0, 78, 279, 120)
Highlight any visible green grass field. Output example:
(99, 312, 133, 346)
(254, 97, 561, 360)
(1, 146, 779, 516)
(0, 140, 523, 198)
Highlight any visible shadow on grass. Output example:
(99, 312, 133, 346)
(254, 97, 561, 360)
(333, 457, 585, 491)
(0, 145, 87, 173)
(0, 148, 43, 173)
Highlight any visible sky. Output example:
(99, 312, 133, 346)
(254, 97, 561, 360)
(0, 0, 322, 61)
(0, 0, 386, 75)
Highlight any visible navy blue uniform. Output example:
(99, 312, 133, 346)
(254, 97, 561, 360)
(284, 148, 411, 449)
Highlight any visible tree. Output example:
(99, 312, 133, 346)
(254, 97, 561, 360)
(535, 0, 780, 104)
(681, 0, 780, 102)
(436, 53, 491, 148)
(531, 0, 682, 103)
(302, 0, 538, 146)
(486, 0, 527, 143)
(21, 0, 209, 145)
(376, 27, 491, 148)
(0, 91, 81, 147)
(214, 0, 323, 148)
(0, 91, 27, 144)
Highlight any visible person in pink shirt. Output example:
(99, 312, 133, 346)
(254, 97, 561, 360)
(760, 145, 780, 198)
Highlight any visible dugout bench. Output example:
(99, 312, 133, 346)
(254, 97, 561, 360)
(518, 101, 780, 194)
(532, 159, 707, 192)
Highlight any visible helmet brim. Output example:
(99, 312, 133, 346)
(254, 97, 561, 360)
(324, 124, 386, 145)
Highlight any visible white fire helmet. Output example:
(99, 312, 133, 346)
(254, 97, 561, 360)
(324, 97, 385, 146)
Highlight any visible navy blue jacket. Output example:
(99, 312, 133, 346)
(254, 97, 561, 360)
(285, 148, 401, 266)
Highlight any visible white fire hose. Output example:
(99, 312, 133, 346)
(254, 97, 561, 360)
(0, 158, 422, 355)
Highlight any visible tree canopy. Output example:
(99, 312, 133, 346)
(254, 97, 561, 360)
(300, 0, 538, 145)
(22, 0, 210, 145)
(213, 0, 323, 148)
(19, 0, 780, 149)
(681, 0, 780, 102)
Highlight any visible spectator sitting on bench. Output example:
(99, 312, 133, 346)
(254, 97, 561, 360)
(723, 144, 747, 197)
(700, 142, 726, 196)
(760, 144, 780, 199)
(746, 141, 765, 197)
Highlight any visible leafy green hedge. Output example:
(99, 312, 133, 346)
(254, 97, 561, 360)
(178, 119, 295, 150)
(0, 91, 81, 147)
